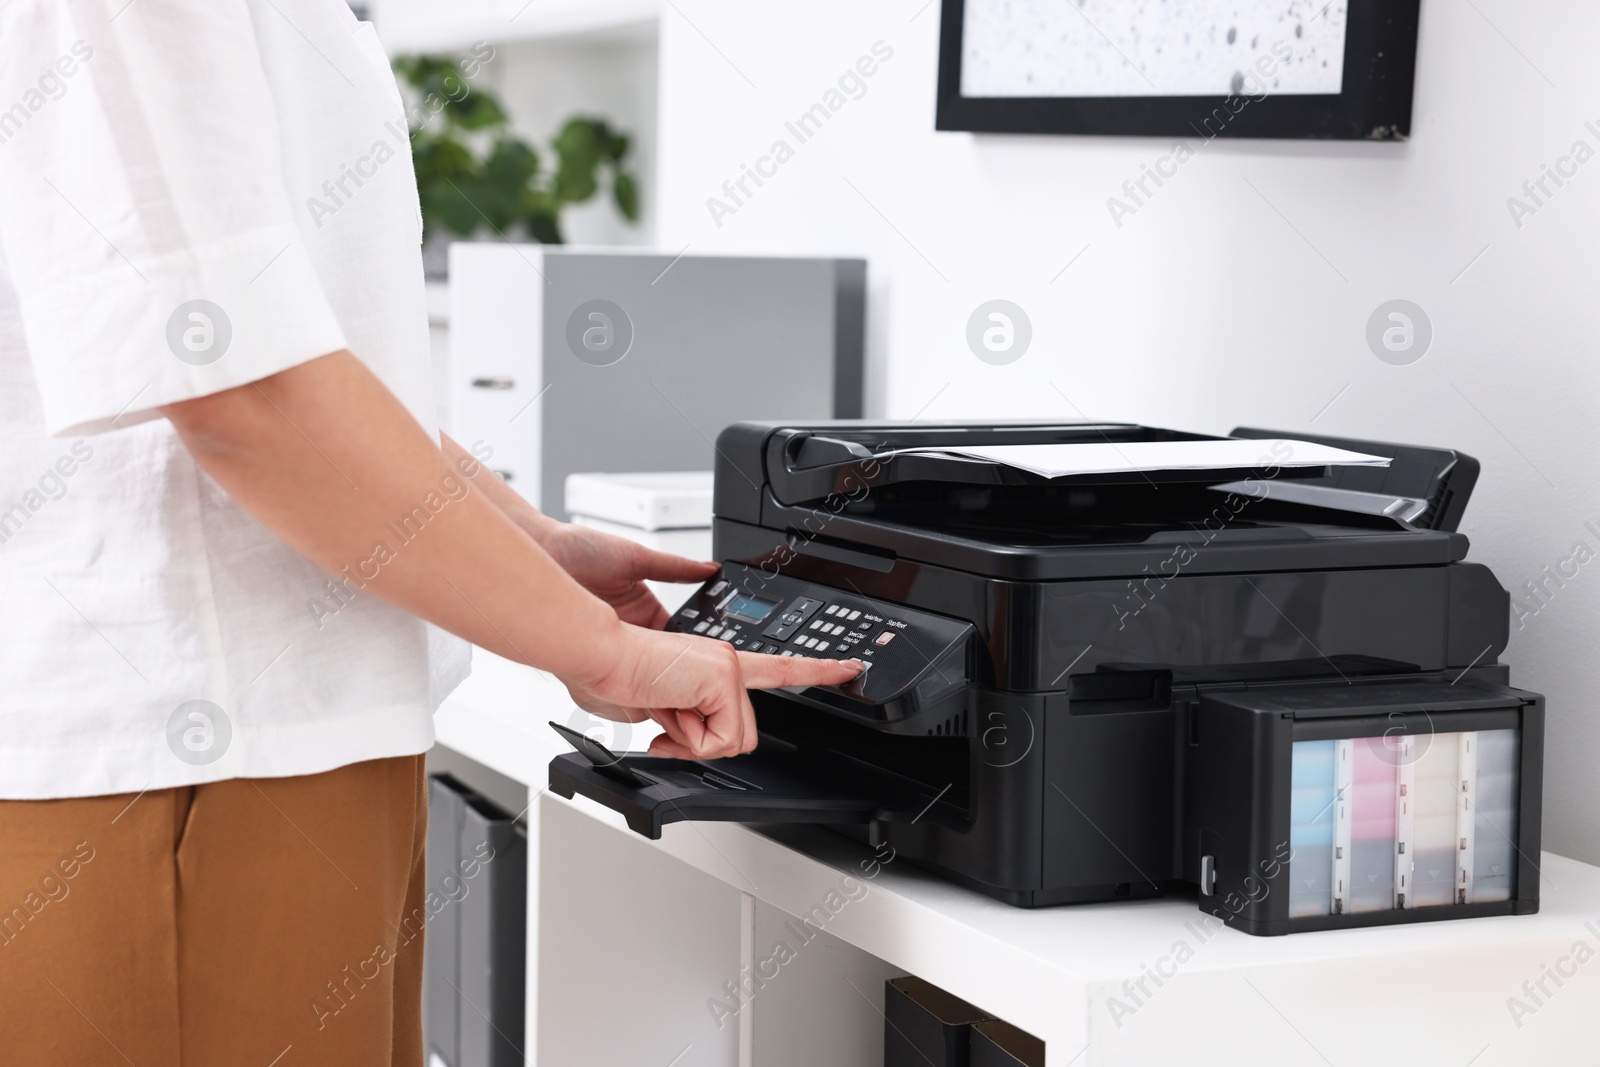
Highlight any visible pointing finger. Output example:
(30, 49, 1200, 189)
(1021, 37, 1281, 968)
(736, 652, 866, 691)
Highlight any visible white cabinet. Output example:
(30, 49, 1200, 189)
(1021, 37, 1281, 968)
(446, 248, 546, 499)
(445, 244, 863, 517)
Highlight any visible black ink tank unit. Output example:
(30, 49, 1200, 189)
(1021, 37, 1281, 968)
(549, 421, 1543, 935)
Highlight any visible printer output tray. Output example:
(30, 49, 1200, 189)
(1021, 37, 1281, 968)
(548, 738, 934, 840)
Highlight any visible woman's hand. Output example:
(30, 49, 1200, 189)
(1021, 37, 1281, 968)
(542, 522, 718, 629)
(564, 625, 866, 760)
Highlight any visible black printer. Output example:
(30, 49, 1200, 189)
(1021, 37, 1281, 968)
(550, 421, 1544, 935)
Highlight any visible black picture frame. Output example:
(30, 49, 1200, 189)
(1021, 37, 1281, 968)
(935, 0, 1421, 141)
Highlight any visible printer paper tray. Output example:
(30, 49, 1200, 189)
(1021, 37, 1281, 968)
(548, 745, 933, 840)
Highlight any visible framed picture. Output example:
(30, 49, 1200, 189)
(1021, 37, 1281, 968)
(936, 0, 1420, 140)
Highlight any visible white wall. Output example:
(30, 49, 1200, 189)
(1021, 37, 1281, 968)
(491, 28, 659, 246)
(653, 1, 1600, 863)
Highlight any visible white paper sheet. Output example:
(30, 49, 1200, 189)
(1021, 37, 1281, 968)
(884, 439, 1390, 479)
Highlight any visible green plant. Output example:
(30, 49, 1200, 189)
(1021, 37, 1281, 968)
(394, 55, 639, 245)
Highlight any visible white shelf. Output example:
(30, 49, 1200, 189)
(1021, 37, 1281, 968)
(371, 0, 657, 53)
(437, 648, 1600, 1066)
(552, 800, 1599, 1066)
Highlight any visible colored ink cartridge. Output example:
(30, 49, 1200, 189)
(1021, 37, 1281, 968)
(1190, 678, 1542, 935)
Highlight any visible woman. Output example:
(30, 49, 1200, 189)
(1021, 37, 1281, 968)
(0, 1, 861, 1063)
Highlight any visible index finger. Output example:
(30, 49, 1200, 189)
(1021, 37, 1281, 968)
(736, 651, 866, 691)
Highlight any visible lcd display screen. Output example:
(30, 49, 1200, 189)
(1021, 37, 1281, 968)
(726, 595, 779, 623)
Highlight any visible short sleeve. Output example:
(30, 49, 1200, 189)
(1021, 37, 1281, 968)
(0, 0, 348, 436)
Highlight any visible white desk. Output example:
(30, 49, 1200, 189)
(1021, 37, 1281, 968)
(438, 652, 1600, 1067)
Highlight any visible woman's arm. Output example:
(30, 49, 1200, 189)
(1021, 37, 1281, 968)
(440, 433, 716, 629)
(164, 350, 862, 759)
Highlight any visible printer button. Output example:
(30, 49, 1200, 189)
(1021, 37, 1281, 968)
(847, 610, 861, 621)
(766, 597, 824, 638)
(706, 626, 723, 638)
(816, 641, 830, 651)
(693, 620, 711, 634)
(720, 632, 736, 642)
(874, 631, 896, 646)
(707, 580, 728, 597)
(763, 610, 804, 640)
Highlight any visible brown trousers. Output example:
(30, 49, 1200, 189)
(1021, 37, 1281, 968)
(0, 755, 428, 1066)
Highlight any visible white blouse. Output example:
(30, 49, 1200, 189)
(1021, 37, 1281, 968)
(0, 0, 469, 798)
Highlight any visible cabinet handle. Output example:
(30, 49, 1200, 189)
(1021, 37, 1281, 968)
(471, 377, 516, 390)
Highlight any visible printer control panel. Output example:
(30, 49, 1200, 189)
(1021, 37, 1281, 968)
(666, 563, 974, 720)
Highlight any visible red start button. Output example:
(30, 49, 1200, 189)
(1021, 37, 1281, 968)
(873, 631, 896, 646)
